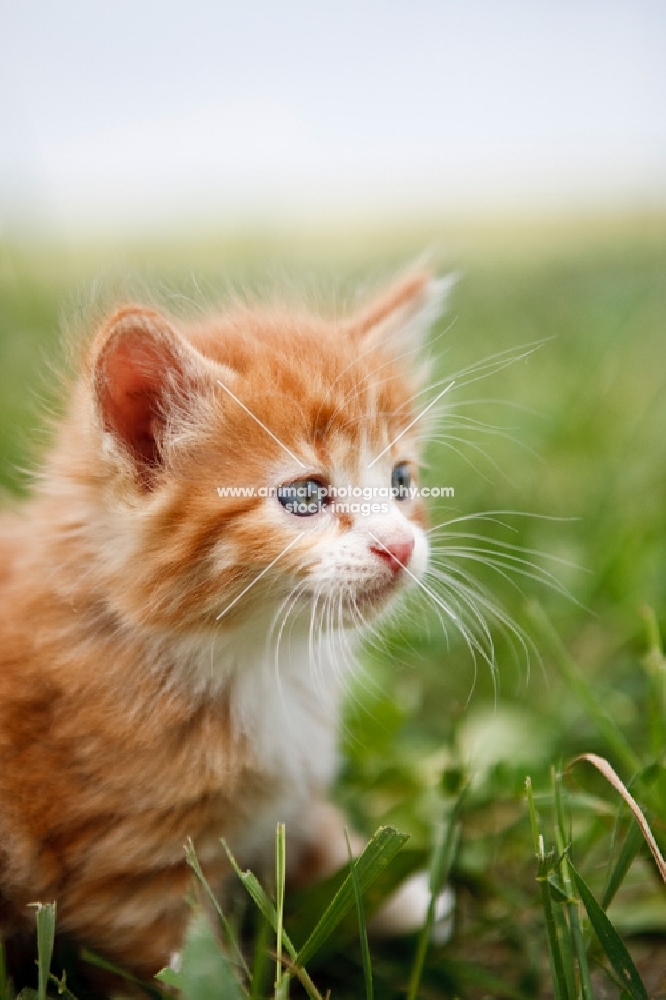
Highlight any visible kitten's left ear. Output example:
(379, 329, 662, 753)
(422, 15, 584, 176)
(350, 271, 457, 354)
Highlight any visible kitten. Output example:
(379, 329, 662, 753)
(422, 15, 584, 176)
(0, 271, 451, 980)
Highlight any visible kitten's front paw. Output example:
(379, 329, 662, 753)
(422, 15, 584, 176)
(369, 871, 454, 943)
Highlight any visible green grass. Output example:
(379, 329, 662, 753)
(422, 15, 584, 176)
(1, 212, 665, 998)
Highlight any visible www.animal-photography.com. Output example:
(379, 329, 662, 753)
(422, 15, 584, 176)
(1, 3, 665, 998)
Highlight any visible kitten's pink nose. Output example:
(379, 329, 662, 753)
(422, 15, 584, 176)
(370, 538, 415, 573)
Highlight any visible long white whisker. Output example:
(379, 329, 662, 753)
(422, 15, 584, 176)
(426, 432, 512, 480)
(393, 340, 551, 416)
(368, 532, 495, 674)
(427, 417, 543, 461)
(426, 510, 579, 534)
(270, 581, 309, 713)
(425, 563, 540, 685)
(429, 529, 585, 571)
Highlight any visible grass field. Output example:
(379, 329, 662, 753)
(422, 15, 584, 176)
(1, 212, 665, 998)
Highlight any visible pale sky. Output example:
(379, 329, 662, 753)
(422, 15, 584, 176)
(1, 1, 665, 234)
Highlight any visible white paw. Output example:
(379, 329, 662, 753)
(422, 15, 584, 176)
(368, 870, 454, 943)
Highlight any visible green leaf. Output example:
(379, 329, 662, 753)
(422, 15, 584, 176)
(154, 967, 183, 988)
(546, 874, 571, 904)
(568, 859, 648, 1000)
(296, 826, 409, 968)
(345, 831, 373, 1000)
(602, 820, 644, 911)
(179, 908, 244, 1000)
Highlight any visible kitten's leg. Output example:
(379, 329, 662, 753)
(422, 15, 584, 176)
(367, 871, 455, 941)
(56, 864, 197, 981)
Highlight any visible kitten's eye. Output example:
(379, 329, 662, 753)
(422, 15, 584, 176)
(391, 462, 411, 500)
(277, 478, 328, 517)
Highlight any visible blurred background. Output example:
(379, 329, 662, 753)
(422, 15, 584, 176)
(1, 2, 666, 996)
(2, 1, 665, 233)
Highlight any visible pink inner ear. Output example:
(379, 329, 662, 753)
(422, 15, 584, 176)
(99, 331, 181, 473)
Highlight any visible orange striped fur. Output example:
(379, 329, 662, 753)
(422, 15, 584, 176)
(0, 273, 449, 977)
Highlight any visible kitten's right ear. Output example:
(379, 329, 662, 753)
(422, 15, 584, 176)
(350, 271, 457, 355)
(90, 306, 207, 486)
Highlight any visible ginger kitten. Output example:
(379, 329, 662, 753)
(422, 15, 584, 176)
(0, 272, 450, 979)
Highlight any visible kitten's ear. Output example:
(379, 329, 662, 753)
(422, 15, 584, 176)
(350, 272, 457, 354)
(91, 306, 209, 485)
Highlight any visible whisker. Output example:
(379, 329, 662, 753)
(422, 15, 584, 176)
(430, 546, 578, 604)
(400, 563, 497, 677)
(270, 581, 309, 713)
(422, 437, 498, 484)
(308, 583, 329, 703)
(426, 432, 513, 480)
(393, 339, 551, 416)
(429, 529, 585, 571)
(427, 416, 543, 461)
(426, 509, 579, 534)
(425, 564, 540, 687)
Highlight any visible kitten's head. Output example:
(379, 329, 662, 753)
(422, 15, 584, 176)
(63, 272, 453, 637)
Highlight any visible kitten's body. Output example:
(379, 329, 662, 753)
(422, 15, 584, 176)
(0, 274, 445, 976)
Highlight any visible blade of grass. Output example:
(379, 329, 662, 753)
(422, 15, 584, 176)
(641, 606, 666, 760)
(275, 823, 287, 1000)
(572, 754, 666, 882)
(344, 830, 372, 1000)
(525, 778, 571, 1000)
(221, 840, 323, 1000)
(553, 767, 594, 1000)
(568, 859, 648, 1000)
(29, 903, 56, 1000)
(81, 949, 164, 999)
(551, 892, 576, 1000)
(222, 840, 287, 938)
(296, 826, 409, 968)
(184, 839, 251, 980)
(250, 915, 272, 1000)
(602, 819, 644, 911)
(407, 788, 465, 1000)
(284, 845, 427, 957)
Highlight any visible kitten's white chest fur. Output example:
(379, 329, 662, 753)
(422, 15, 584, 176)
(229, 630, 346, 791)
(184, 619, 352, 793)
